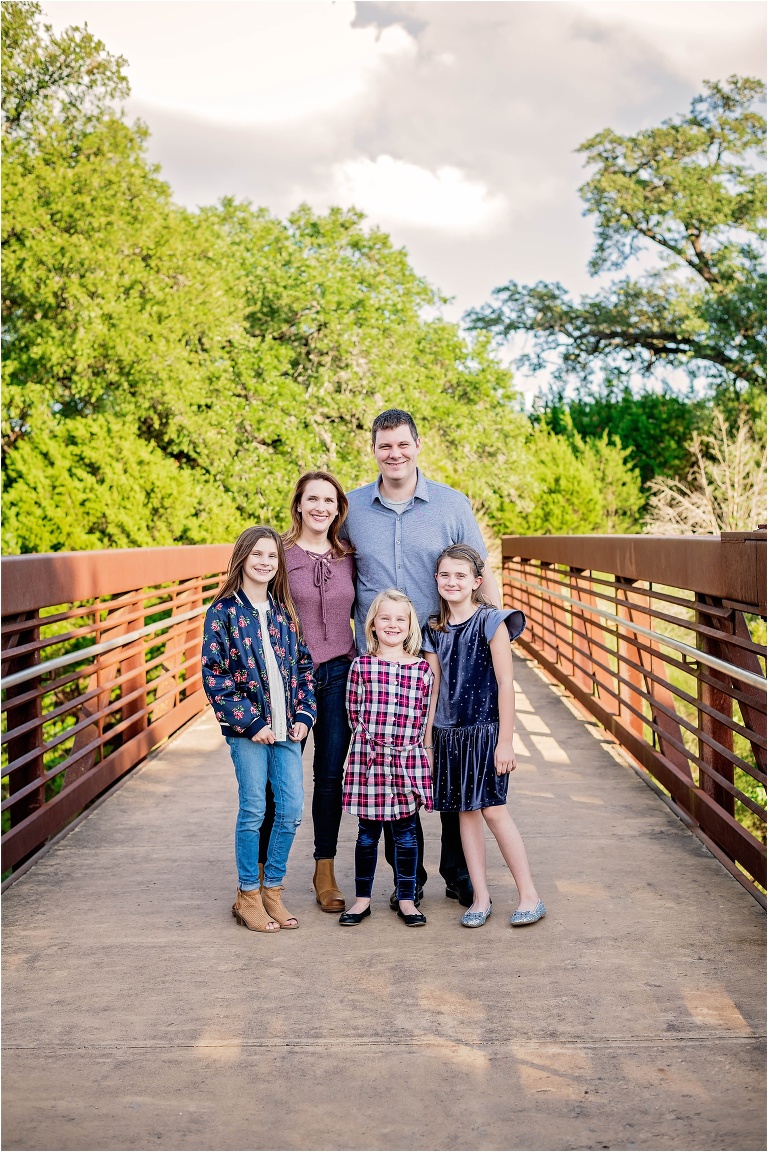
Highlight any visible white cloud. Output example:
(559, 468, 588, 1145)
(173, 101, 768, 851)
(329, 155, 508, 234)
(40, 0, 767, 335)
(577, 1, 766, 88)
(43, 1, 416, 125)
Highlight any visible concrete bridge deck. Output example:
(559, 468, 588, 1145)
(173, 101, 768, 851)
(3, 654, 765, 1151)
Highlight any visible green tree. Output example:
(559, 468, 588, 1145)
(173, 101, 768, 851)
(538, 382, 708, 484)
(467, 78, 767, 422)
(507, 424, 643, 535)
(2, 2, 646, 552)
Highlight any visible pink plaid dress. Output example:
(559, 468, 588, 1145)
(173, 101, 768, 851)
(343, 655, 434, 821)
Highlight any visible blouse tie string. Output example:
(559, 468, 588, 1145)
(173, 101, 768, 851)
(312, 553, 332, 640)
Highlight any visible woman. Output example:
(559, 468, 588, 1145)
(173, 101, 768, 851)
(259, 471, 356, 912)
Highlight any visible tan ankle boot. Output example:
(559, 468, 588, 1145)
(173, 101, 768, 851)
(313, 858, 345, 913)
(232, 888, 280, 932)
(262, 885, 299, 929)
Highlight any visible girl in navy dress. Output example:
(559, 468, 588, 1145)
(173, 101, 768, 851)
(422, 545, 545, 928)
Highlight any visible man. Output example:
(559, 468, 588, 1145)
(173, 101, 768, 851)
(341, 408, 502, 908)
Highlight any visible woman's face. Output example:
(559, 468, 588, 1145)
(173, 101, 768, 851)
(298, 480, 338, 534)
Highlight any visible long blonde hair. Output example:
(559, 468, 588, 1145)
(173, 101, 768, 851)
(282, 471, 353, 556)
(430, 544, 494, 632)
(216, 526, 301, 634)
(365, 589, 422, 656)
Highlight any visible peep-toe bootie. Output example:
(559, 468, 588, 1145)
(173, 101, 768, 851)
(262, 885, 299, 929)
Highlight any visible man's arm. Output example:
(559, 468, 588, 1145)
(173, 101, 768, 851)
(453, 491, 502, 606)
(482, 565, 502, 608)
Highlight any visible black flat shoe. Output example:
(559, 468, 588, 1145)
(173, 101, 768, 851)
(397, 908, 427, 927)
(389, 886, 423, 911)
(338, 906, 371, 926)
(445, 878, 474, 908)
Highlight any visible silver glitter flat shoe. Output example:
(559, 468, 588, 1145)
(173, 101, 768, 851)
(461, 903, 492, 928)
(510, 899, 546, 926)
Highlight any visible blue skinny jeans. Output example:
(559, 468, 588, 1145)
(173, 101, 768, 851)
(226, 735, 303, 891)
(259, 656, 351, 861)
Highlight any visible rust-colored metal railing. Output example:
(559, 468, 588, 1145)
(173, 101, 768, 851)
(1, 545, 232, 877)
(502, 531, 767, 905)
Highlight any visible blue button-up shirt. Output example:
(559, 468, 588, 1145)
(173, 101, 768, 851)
(341, 470, 488, 653)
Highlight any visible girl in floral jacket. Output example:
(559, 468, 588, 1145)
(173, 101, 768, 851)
(202, 526, 316, 934)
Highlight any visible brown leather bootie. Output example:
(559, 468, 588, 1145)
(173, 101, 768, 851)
(313, 858, 345, 913)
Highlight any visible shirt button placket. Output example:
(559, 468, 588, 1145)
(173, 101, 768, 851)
(395, 516, 402, 590)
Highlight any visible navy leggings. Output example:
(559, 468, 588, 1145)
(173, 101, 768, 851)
(355, 814, 418, 901)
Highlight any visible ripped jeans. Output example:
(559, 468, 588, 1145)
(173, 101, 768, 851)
(226, 736, 304, 890)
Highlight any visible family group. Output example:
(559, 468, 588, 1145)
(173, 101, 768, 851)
(202, 409, 545, 934)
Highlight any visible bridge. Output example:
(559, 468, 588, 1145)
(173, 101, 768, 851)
(2, 534, 766, 1150)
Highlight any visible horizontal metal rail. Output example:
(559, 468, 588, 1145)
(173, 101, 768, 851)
(508, 575, 767, 691)
(0, 605, 207, 692)
(2, 545, 230, 875)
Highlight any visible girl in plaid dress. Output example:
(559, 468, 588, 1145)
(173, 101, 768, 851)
(340, 590, 435, 927)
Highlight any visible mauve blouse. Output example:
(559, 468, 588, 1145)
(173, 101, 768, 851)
(285, 544, 356, 667)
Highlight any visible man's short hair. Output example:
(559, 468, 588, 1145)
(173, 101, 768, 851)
(371, 408, 419, 445)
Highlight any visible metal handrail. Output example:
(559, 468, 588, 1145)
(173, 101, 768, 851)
(1, 605, 206, 692)
(508, 575, 767, 692)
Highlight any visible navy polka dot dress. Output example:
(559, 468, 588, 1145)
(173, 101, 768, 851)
(423, 607, 526, 811)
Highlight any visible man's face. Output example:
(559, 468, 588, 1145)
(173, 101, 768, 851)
(372, 423, 421, 483)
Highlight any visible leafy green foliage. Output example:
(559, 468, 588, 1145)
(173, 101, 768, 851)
(510, 424, 644, 535)
(467, 78, 767, 416)
(539, 383, 708, 484)
(2, 2, 645, 552)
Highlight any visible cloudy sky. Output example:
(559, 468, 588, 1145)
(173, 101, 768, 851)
(43, 1, 766, 393)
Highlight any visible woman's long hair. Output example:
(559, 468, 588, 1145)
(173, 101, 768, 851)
(430, 544, 494, 632)
(282, 471, 353, 557)
(216, 526, 301, 634)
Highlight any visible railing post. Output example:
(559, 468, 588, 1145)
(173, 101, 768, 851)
(696, 599, 736, 821)
(182, 577, 205, 700)
(568, 566, 593, 695)
(615, 577, 646, 738)
(539, 562, 558, 665)
(121, 591, 149, 741)
(1, 612, 45, 837)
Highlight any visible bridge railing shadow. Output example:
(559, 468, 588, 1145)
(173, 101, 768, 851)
(502, 531, 767, 904)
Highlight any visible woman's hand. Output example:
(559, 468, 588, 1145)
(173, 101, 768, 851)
(252, 726, 276, 745)
(495, 739, 517, 775)
(289, 722, 308, 743)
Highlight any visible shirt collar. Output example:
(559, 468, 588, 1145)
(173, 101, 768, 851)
(236, 589, 274, 612)
(371, 468, 430, 506)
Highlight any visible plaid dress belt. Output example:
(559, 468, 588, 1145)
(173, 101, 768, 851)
(360, 726, 423, 798)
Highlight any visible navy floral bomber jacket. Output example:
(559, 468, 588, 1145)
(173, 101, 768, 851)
(202, 590, 316, 738)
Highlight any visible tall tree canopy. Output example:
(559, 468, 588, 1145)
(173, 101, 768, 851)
(467, 78, 767, 421)
(2, 2, 644, 552)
